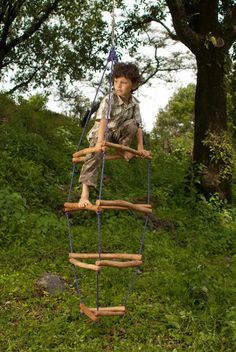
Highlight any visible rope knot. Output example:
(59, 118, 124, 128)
(107, 47, 118, 63)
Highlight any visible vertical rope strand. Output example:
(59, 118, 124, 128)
(111, 0, 116, 47)
(98, 59, 115, 200)
(96, 50, 117, 311)
(122, 159, 151, 306)
(66, 212, 83, 302)
(66, 57, 110, 203)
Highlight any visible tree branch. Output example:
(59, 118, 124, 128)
(156, 19, 178, 40)
(0, 1, 9, 24)
(140, 15, 178, 40)
(165, 0, 201, 53)
(223, 5, 236, 49)
(6, 0, 59, 52)
(6, 66, 40, 94)
(0, 1, 26, 46)
(141, 45, 160, 86)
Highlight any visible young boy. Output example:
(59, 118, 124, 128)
(78, 62, 150, 207)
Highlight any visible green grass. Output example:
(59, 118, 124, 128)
(1, 207, 236, 351)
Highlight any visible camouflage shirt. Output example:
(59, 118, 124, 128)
(87, 92, 142, 142)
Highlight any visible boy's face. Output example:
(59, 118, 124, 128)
(113, 76, 137, 102)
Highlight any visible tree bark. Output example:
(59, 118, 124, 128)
(193, 46, 231, 200)
(166, 0, 235, 201)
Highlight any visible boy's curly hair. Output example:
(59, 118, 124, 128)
(112, 62, 142, 86)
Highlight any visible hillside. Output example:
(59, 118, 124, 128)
(1, 94, 236, 351)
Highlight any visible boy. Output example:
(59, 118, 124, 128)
(78, 62, 151, 207)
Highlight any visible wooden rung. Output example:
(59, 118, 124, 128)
(95, 260, 143, 268)
(73, 146, 97, 158)
(104, 141, 152, 160)
(72, 154, 122, 163)
(64, 202, 99, 212)
(94, 310, 125, 317)
(69, 258, 101, 272)
(64, 201, 152, 214)
(72, 142, 152, 160)
(99, 205, 130, 210)
(80, 303, 99, 322)
(69, 253, 142, 261)
(96, 200, 152, 214)
(90, 306, 125, 312)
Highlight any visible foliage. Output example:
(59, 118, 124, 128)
(202, 131, 234, 182)
(152, 83, 195, 154)
(0, 0, 114, 95)
(120, 0, 236, 200)
(227, 62, 236, 139)
(0, 93, 82, 210)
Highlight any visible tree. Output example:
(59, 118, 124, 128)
(0, 0, 113, 94)
(122, 1, 236, 200)
(227, 60, 236, 138)
(166, 0, 236, 200)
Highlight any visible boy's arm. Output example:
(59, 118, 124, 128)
(136, 127, 151, 158)
(94, 118, 106, 152)
(137, 127, 144, 150)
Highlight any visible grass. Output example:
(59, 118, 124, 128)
(1, 206, 236, 352)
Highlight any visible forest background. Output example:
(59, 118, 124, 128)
(0, 1, 236, 351)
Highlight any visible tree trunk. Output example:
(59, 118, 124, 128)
(193, 47, 231, 200)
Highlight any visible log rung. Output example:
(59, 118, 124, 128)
(64, 203, 99, 212)
(94, 310, 125, 317)
(72, 142, 152, 160)
(89, 306, 125, 312)
(95, 260, 143, 268)
(69, 258, 101, 272)
(73, 154, 122, 163)
(96, 199, 152, 214)
(69, 253, 142, 261)
(80, 305, 126, 317)
(64, 201, 152, 214)
(80, 303, 99, 322)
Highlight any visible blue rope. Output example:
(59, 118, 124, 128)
(65, 47, 117, 305)
(96, 210, 102, 310)
(65, 212, 83, 302)
(96, 48, 117, 311)
(66, 48, 116, 203)
(122, 160, 151, 307)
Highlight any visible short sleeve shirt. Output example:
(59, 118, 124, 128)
(87, 92, 142, 141)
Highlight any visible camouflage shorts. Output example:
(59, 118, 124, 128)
(79, 118, 138, 188)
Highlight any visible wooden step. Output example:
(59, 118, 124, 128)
(73, 154, 122, 163)
(72, 141, 152, 160)
(94, 310, 125, 317)
(90, 306, 125, 312)
(64, 202, 99, 212)
(69, 258, 101, 272)
(69, 253, 142, 261)
(64, 200, 152, 214)
(80, 303, 99, 322)
(95, 260, 143, 268)
(96, 199, 152, 214)
(104, 141, 152, 160)
(80, 304, 126, 319)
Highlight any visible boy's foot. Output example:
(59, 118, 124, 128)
(123, 151, 135, 161)
(117, 149, 135, 161)
(78, 183, 91, 208)
(78, 198, 92, 208)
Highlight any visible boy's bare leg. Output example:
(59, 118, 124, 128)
(78, 183, 92, 208)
